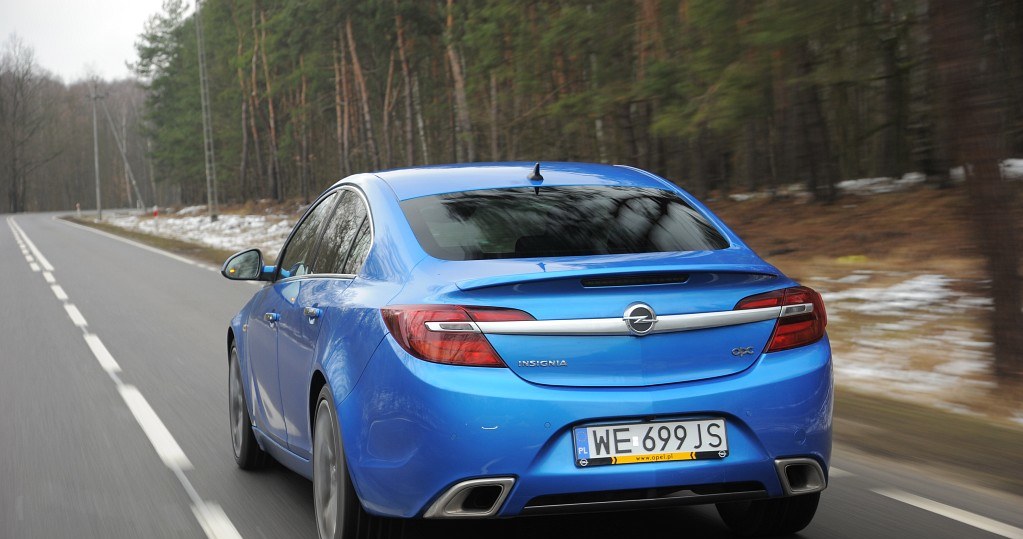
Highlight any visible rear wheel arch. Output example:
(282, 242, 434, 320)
(309, 370, 328, 443)
(227, 328, 236, 363)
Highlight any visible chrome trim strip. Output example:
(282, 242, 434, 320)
(473, 306, 782, 336)
(424, 321, 481, 333)
(780, 303, 813, 317)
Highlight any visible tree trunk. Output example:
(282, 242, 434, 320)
(299, 55, 310, 204)
(259, 9, 281, 201)
(346, 16, 380, 170)
(333, 36, 350, 178)
(248, 5, 264, 198)
(229, 0, 249, 200)
(931, 0, 1023, 383)
(412, 74, 430, 164)
(796, 42, 837, 203)
(489, 71, 499, 160)
(381, 49, 396, 168)
(445, 0, 474, 162)
(395, 9, 415, 166)
(586, 14, 608, 164)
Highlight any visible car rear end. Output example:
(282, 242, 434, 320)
(341, 163, 832, 521)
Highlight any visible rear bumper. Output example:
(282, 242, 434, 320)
(336, 335, 833, 518)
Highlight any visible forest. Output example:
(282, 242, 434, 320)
(1, 0, 1021, 381)
(0, 0, 1018, 210)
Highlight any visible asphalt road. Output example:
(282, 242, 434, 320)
(2, 212, 1022, 539)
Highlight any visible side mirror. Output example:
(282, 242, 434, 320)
(222, 249, 271, 281)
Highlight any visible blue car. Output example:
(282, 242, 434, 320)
(221, 162, 833, 539)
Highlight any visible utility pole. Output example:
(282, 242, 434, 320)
(195, 0, 218, 222)
(90, 81, 104, 221)
(100, 99, 145, 209)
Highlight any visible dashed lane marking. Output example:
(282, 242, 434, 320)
(829, 467, 853, 478)
(83, 333, 121, 374)
(9, 217, 54, 271)
(64, 304, 88, 327)
(874, 488, 1023, 539)
(8, 216, 243, 539)
(118, 385, 193, 471)
(192, 503, 244, 539)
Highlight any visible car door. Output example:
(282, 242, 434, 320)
(246, 192, 338, 447)
(278, 188, 369, 457)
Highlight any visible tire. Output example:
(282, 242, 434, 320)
(716, 492, 820, 537)
(229, 345, 268, 470)
(314, 385, 367, 539)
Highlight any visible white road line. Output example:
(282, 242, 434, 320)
(59, 218, 217, 271)
(829, 467, 853, 478)
(118, 385, 193, 471)
(873, 488, 1023, 539)
(17, 216, 243, 539)
(24, 254, 33, 263)
(29, 262, 40, 272)
(83, 333, 121, 374)
(192, 503, 244, 539)
(64, 304, 88, 327)
(9, 218, 54, 271)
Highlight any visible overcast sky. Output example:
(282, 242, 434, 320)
(0, 0, 182, 83)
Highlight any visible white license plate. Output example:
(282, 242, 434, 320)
(573, 418, 728, 467)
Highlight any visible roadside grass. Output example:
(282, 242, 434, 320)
(836, 386, 1023, 496)
(63, 216, 237, 269)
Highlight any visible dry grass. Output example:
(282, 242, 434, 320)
(63, 216, 237, 269)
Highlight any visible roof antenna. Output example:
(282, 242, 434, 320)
(527, 162, 543, 194)
(527, 162, 543, 182)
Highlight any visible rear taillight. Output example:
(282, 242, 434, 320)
(380, 305, 535, 367)
(735, 286, 827, 352)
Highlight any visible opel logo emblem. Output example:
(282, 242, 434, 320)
(623, 303, 657, 336)
(731, 346, 755, 357)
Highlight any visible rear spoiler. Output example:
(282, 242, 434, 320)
(455, 264, 780, 291)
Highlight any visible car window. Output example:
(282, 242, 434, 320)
(315, 189, 368, 275)
(277, 192, 338, 279)
(341, 218, 372, 274)
(399, 186, 729, 260)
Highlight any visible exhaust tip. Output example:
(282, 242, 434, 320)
(424, 477, 515, 518)
(774, 458, 827, 495)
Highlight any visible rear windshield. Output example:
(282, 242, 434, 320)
(400, 186, 729, 261)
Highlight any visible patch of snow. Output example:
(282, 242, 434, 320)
(108, 213, 294, 260)
(836, 172, 926, 195)
(934, 360, 988, 376)
(824, 274, 957, 314)
(176, 205, 206, 215)
(1000, 158, 1023, 180)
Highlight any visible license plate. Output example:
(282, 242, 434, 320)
(573, 419, 728, 467)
